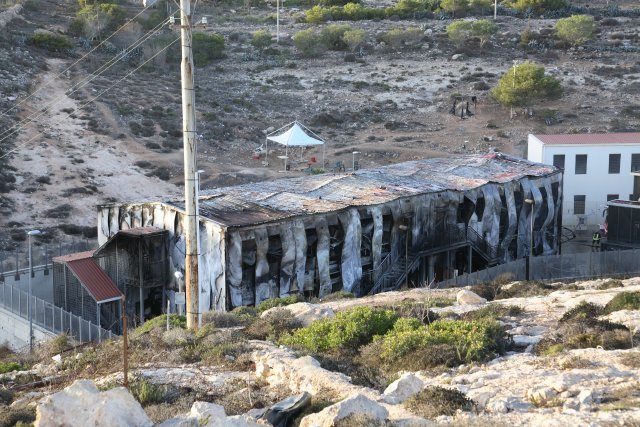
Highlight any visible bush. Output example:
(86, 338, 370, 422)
(251, 29, 272, 50)
(380, 27, 423, 50)
(342, 28, 366, 52)
(201, 311, 247, 328)
(256, 294, 304, 313)
(375, 318, 506, 365)
(320, 24, 352, 51)
(137, 314, 186, 335)
(556, 15, 597, 47)
(293, 29, 326, 57)
(507, 0, 567, 12)
(280, 307, 398, 352)
(129, 378, 167, 406)
(603, 292, 640, 314)
(76, 3, 126, 39)
(305, 5, 331, 24)
(321, 290, 355, 301)
(192, 32, 225, 65)
(31, 31, 73, 52)
(492, 62, 562, 109)
(404, 386, 475, 418)
(244, 310, 301, 341)
(0, 361, 22, 374)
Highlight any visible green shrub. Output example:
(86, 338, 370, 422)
(321, 290, 355, 301)
(560, 301, 603, 323)
(251, 29, 273, 50)
(192, 32, 225, 65)
(76, 3, 126, 39)
(244, 309, 302, 341)
(381, 27, 423, 50)
(305, 5, 331, 24)
(129, 378, 167, 406)
(31, 31, 73, 52)
(256, 294, 304, 313)
(136, 314, 186, 335)
(231, 305, 258, 322)
(280, 307, 398, 352)
(320, 24, 352, 51)
(603, 292, 640, 314)
(0, 408, 36, 427)
(461, 304, 524, 321)
(293, 29, 326, 57)
(556, 15, 597, 47)
(0, 361, 22, 374)
(447, 19, 496, 49)
(376, 318, 506, 364)
(342, 28, 366, 52)
(404, 386, 475, 418)
(507, 0, 567, 12)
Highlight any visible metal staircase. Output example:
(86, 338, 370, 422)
(367, 226, 500, 295)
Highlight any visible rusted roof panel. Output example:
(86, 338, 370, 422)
(167, 154, 559, 228)
(119, 227, 165, 237)
(55, 254, 122, 303)
(534, 132, 640, 145)
(53, 250, 96, 263)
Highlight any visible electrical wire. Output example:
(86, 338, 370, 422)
(0, 35, 181, 161)
(0, 2, 156, 119)
(0, 13, 176, 146)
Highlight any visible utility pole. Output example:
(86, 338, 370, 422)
(180, 0, 200, 330)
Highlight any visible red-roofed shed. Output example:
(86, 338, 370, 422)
(53, 251, 123, 334)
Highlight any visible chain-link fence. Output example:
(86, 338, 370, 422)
(0, 239, 93, 280)
(0, 282, 114, 343)
(439, 248, 640, 288)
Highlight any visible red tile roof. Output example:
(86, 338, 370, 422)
(533, 132, 640, 145)
(55, 252, 122, 303)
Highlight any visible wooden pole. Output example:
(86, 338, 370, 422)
(121, 297, 128, 388)
(180, 0, 200, 330)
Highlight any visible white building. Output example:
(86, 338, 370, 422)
(528, 132, 640, 228)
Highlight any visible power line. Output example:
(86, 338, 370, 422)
(0, 2, 155, 119)
(0, 13, 175, 146)
(0, 35, 181, 161)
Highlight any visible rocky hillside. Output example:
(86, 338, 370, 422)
(1, 277, 640, 426)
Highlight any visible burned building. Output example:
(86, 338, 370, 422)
(97, 154, 562, 313)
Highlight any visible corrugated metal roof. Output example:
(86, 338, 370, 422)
(55, 252, 122, 303)
(533, 132, 640, 145)
(166, 153, 559, 228)
(118, 227, 165, 237)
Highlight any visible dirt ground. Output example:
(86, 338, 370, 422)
(0, 0, 639, 244)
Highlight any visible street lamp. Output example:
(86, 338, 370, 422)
(352, 151, 360, 171)
(27, 229, 42, 352)
(524, 199, 534, 280)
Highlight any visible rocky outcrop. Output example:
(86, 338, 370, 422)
(260, 302, 335, 326)
(299, 394, 388, 427)
(456, 289, 487, 305)
(35, 380, 153, 427)
(159, 401, 262, 427)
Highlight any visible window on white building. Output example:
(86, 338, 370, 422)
(607, 194, 619, 201)
(574, 195, 586, 215)
(609, 154, 621, 174)
(553, 155, 565, 169)
(575, 155, 587, 174)
(632, 154, 640, 172)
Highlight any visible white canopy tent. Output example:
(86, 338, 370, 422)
(266, 121, 325, 171)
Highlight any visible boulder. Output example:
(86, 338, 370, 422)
(383, 373, 424, 404)
(526, 386, 557, 405)
(456, 290, 487, 305)
(451, 54, 465, 61)
(35, 380, 153, 427)
(159, 402, 262, 427)
(261, 302, 335, 327)
(299, 394, 388, 427)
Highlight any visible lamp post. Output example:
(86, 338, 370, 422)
(352, 151, 360, 171)
(524, 199, 534, 280)
(174, 271, 184, 315)
(27, 229, 42, 353)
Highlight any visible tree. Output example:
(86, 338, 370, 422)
(491, 62, 562, 111)
(556, 15, 597, 47)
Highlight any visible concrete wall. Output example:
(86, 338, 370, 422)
(528, 134, 639, 227)
(0, 306, 56, 351)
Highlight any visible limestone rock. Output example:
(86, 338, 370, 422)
(456, 290, 487, 305)
(261, 302, 335, 326)
(451, 54, 465, 61)
(159, 402, 262, 427)
(35, 380, 153, 427)
(383, 372, 424, 404)
(299, 394, 388, 427)
(527, 386, 557, 405)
